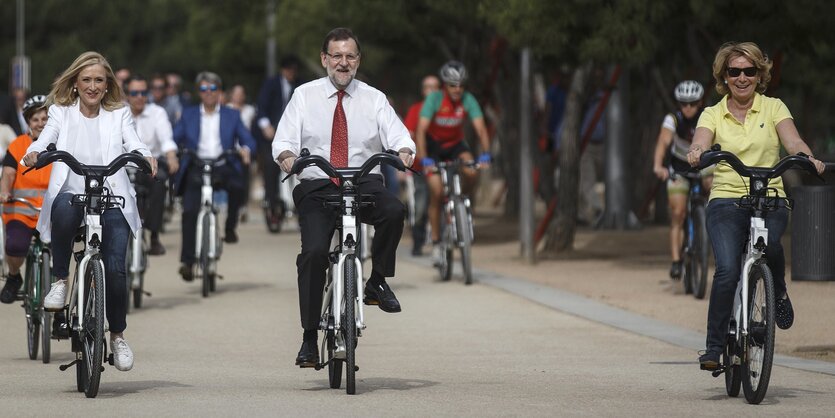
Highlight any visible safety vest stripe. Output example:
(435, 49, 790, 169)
(2, 206, 39, 217)
(12, 189, 45, 198)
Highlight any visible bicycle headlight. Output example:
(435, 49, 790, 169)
(751, 179, 765, 193)
(88, 179, 100, 189)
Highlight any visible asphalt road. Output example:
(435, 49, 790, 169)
(1, 213, 834, 416)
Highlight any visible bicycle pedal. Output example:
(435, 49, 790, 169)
(142, 290, 153, 297)
(108, 353, 114, 366)
(59, 359, 80, 371)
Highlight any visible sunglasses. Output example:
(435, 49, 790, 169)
(679, 101, 699, 108)
(199, 84, 219, 92)
(726, 66, 757, 77)
(128, 90, 149, 97)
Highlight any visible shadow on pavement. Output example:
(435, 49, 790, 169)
(303, 377, 438, 394)
(71, 380, 192, 398)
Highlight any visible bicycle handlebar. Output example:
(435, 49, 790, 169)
(179, 148, 241, 167)
(697, 145, 821, 181)
(25, 148, 151, 177)
(283, 148, 409, 183)
(433, 159, 480, 171)
(2, 196, 40, 212)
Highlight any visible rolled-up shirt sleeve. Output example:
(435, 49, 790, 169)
(273, 92, 302, 162)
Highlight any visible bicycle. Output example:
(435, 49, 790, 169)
(697, 146, 820, 404)
(433, 159, 478, 285)
(125, 167, 150, 310)
(669, 166, 710, 299)
(285, 148, 408, 395)
(4, 197, 52, 363)
(263, 170, 296, 233)
(26, 148, 151, 398)
(180, 148, 239, 297)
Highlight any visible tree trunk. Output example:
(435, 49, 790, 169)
(542, 64, 590, 253)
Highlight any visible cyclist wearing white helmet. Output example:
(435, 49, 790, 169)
(415, 60, 491, 265)
(652, 80, 713, 279)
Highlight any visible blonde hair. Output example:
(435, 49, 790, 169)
(46, 51, 125, 111)
(711, 41, 773, 96)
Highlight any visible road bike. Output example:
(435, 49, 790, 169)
(27, 148, 151, 398)
(285, 148, 408, 395)
(181, 149, 239, 297)
(697, 146, 820, 404)
(670, 166, 710, 299)
(125, 166, 150, 310)
(4, 197, 52, 362)
(433, 160, 478, 285)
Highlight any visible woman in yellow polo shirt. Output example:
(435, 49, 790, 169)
(686, 42, 826, 370)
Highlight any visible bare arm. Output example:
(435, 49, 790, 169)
(415, 116, 431, 163)
(0, 166, 16, 202)
(686, 127, 715, 167)
(652, 127, 674, 180)
(776, 118, 825, 174)
(471, 117, 491, 156)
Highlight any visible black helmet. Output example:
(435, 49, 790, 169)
(439, 60, 467, 85)
(22, 95, 47, 122)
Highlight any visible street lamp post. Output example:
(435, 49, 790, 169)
(12, 0, 30, 91)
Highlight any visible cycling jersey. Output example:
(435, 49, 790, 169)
(663, 109, 703, 169)
(420, 90, 483, 148)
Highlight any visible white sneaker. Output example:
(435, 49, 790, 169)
(111, 337, 134, 371)
(43, 280, 67, 311)
(432, 244, 442, 267)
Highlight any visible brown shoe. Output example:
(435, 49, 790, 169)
(149, 240, 166, 256)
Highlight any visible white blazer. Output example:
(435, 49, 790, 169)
(25, 102, 151, 243)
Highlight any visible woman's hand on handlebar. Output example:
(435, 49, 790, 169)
(653, 164, 669, 181)
(145, 156, 158, 177)
(686, 145, 703, 167)
(22, 151, 38, 168)
(808, 156, 826, 175)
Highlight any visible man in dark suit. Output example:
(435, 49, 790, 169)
(173, 72, 257, 281)
(254, 55, 300, 225)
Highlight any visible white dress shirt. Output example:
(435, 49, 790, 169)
(273, 77, 415, 181)
(198, 104, 222, 159)
(133, 102, 176, 158)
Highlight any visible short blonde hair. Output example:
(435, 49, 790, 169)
(47, 51, 125, 111)
(712, 42, 772, 96)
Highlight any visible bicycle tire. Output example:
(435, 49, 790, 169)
(691, 204, 709, 299)
(40, 250, 51, 364)
(681, 220, 693, 295)
(24, 255, 39, 360)
(454, 198, 473, 285)
(724, 334, 741, 397)
(327, 319, 343, 389)
(78, 258, 105, 398)
(741, 261, 775, 404)
(201, 215, 211, 298)
(265, 200, 285, 234)
(438, 210, 453, 281)
(343, 254, 357, 395)
(132, 270, 144, 309)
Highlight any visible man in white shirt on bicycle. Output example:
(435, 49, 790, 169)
(273, 27, 415, 367)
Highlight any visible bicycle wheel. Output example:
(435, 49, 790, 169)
(24, 256, 39, 360)
(326, 316, 343, 389)
(741, 261, 775, 404)
(691, 204, 709, 299)
(454, 198, 473, 285)
(132, 269, 144, 309)
(724, 334, 741, 397)
(78, 258, 105, 398)
(265, 199, 285, 234)
(438, 210, 453, 281)
(681, 220, 693, 295)
(200, 215, 211, 298)
(40, 250, 52, 364)
(343, 254, 357, 395)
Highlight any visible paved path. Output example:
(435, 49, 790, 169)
(1, 214, 834, 416)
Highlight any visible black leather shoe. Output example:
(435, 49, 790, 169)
(224, 229, 238, 244)
(179, 264, 194, 282)
(0, 275, 23, 304)
(363, 281, 402, 313)
(148, 240, 166, 256)
(295, 340, 319, 368)
(699, 350, 721, 371)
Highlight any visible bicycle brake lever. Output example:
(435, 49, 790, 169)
(281, 173, 293, 183)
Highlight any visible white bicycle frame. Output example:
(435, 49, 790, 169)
(194, 163, 220, 263)
(67, 212, 106, 335)
(320, 181, 366, 359)
(278, 174, 298, 217)
(128, 229, 145, 288)
(731, 216, 769, 344)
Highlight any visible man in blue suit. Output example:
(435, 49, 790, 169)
(173, 71, 256, 281)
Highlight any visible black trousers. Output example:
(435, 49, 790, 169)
(258, 146, 282, 208)
(294, 176, 405, 330)
(136, 159, 170, 234)
(180, 164, 245, 264)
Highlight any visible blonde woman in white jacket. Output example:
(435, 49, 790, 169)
(22, 51, 157, 372)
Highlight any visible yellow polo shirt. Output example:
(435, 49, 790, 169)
(697, 93, 792, 200)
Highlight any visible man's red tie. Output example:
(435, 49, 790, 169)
(330, 90, 348, 185)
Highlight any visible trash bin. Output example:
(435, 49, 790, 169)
(791, 185, 835, 281)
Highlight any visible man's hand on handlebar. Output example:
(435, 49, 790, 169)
(278, 151, 296, 174)
(398, 148, 414, 168)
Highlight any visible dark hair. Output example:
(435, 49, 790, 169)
(321, 27, 361, 55)
(280, 54, 300, 70)
(124, 74, 147, 91)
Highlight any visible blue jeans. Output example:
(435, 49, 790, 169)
(704, 198, 788, 353)
(51, 193, 131, 333)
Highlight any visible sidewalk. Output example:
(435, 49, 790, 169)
(415, 209, 835, 364)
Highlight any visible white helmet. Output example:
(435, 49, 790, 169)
(674, 80, 703, 102)
(439, 60, 467, 85)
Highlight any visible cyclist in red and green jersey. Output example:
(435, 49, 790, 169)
(415, 60, 491, 265)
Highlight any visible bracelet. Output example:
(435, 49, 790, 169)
(689, 146, 702, 153)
